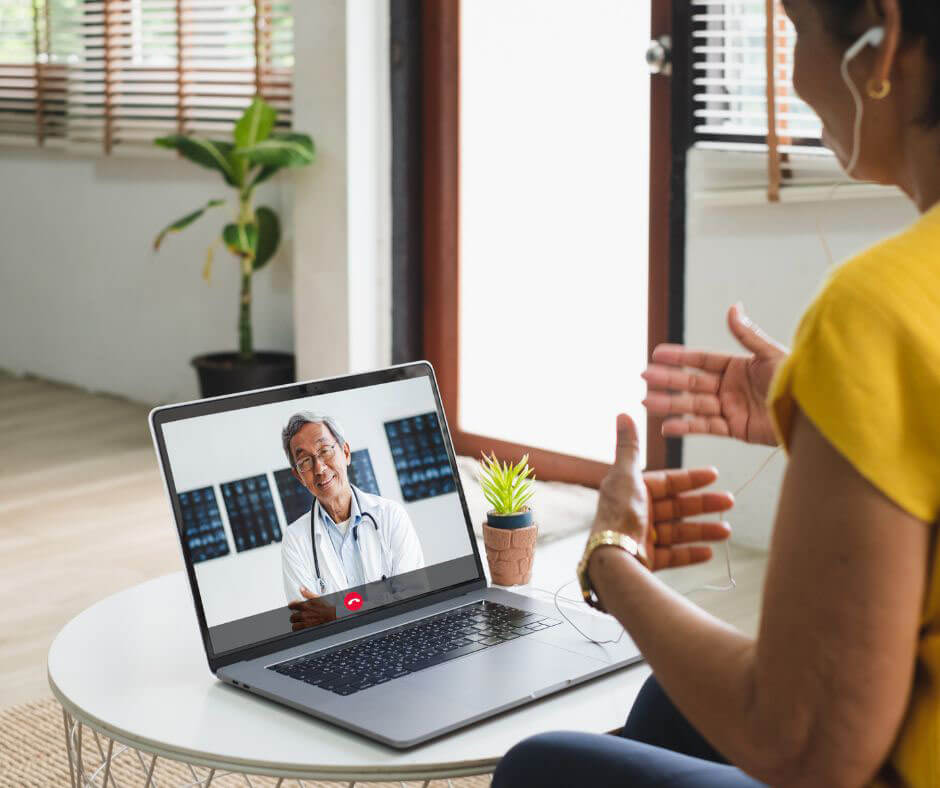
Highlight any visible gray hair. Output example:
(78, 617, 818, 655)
(282, 411, 347, 466)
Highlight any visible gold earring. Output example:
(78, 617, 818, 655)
(867, 77, 892, 100)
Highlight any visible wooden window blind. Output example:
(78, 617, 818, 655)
(0, 0, 71, 146)
(690, 0, 832, 200)
(0, 0, 292, 153)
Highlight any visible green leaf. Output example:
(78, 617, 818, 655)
(234, 132, 315, 168)
(250, 164, 280, 188)
(153, 199, 225, 251)
(479, 450, 535, 514)
(253, 206, 281, 270)
(222, 222, 259, 258)
(234, 97, 276, 149)
(155, 135, 240, 186)
(480, 479, 501, 501)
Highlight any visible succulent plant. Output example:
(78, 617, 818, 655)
(479, 452, 536, 515)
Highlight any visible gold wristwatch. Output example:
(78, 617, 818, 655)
(578, 530, 650, 612)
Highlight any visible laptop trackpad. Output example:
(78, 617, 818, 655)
(400, 637, 605, 706)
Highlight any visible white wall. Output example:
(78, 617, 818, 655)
(162, 376, 474, 627)
(684, 179, 918, 549)
(0, 0, 393, 406)
(291, 0, 392, 381)
(0, 152, 293, 404)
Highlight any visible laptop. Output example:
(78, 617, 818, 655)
(149, 361, 642, 748)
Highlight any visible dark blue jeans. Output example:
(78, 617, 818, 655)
(491, 675, 767, 787)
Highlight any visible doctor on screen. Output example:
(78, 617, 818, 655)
(280, 411, 425, 603)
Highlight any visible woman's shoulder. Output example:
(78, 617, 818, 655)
(823, 205, 940, 315)
(770, 208, 940, 522)
(795, 209, 940, 355)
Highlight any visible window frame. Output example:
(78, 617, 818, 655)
(415, 0, 684, 486)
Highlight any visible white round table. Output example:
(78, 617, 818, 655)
(48, 572, 651, 786)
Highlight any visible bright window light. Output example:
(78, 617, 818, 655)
(460, 0, 651, 464)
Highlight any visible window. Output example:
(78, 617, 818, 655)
(692, 0, 820, 151)
(459, 0, 651, 465)
(0, 0, 73, 144)
(419, 0, 678, 484)
(0, 0, 292, 153)
(690, 0, 857, 199)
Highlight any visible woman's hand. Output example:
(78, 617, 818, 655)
(590, 414, 734, 571)
(642, 303, 787, 446)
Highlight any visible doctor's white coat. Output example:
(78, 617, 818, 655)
(281, 487, 425, 601)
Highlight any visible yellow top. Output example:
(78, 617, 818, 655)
(768, 203, 940, 787)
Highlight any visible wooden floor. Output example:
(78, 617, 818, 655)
(0, 374, 769, 710)
(0, 375, 183, 709)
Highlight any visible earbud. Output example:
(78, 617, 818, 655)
(844, 26, 885, 63)
(839, 26, 886, 178)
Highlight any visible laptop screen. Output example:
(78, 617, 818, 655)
(152, 366, 482, 659)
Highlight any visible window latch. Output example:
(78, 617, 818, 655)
(646, 35, 672, 76)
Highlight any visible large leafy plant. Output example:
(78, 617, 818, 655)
(479, 453, 536, 515)
(153, 97, 314, 361)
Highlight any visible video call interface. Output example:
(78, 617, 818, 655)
(160, 375, 481, 655)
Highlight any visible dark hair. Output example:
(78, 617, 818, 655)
(816, 0, 940, 127)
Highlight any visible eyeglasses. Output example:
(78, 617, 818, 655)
(294, 443, 337, 474)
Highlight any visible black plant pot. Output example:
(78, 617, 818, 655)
(192, 352, 295, 398)
(485, 508, 534, 530)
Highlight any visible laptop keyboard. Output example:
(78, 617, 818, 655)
(268, 601, 562, 696)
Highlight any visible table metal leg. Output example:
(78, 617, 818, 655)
(141, 752, 157, 788)
(101, 738, 115, 788)
(56, 702, 491, 787)
(63, 708, 77, 788)
(92, 728, 122, 788)
(76, 716, 84, 785)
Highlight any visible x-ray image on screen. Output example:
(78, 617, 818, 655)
(274, 449, 381, 525)
(220, 474, 282, 552)
(348, 449, 380, 496)
(273, 468, 311, 526)
(177, 486, 229, 564)
(384, 412, 455, 502)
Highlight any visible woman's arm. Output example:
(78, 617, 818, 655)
(589, 408, 928, 787)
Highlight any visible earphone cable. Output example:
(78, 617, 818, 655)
(817, 32, 871, 268)
(530, 446, 783, 645)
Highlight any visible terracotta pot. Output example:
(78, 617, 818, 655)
(482, 517, 537, 586)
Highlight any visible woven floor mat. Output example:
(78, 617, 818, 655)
(0, 697, 492, 787)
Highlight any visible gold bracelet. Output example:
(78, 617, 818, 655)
(577, 530, 649, 612)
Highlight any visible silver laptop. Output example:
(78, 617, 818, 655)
(149, 361, 641, 748)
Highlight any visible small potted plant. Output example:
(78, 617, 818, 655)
(152, 96, 315, 397)
(479, 452, 537, 586)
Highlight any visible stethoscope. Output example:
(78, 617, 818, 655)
(310, 486, 389, 594)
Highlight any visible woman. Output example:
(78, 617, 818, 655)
(493, 0, 940, 785)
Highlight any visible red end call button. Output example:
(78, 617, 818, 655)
(344, 592, 363, 611)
